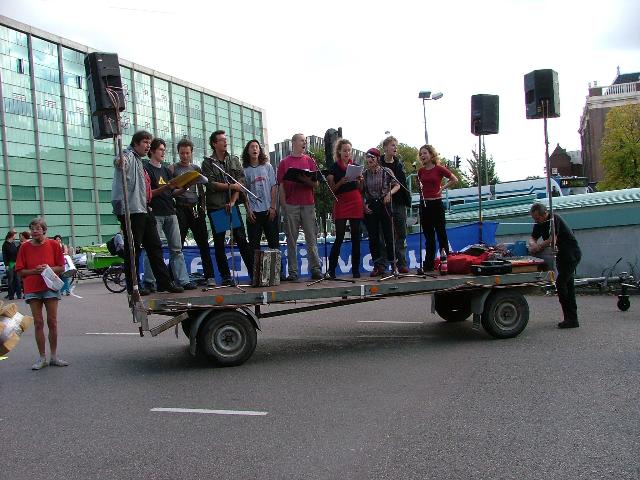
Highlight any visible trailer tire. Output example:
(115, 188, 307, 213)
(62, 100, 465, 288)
(197, 310, 257, 366)
(181, 317, 193, 338)
(434, 292, 472, 322)
(481, 290, 529, 339)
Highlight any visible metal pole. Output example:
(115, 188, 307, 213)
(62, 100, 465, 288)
(477, 134, 483, 243)
(542, 100, 556, 252)
(422, 98, 428, 145)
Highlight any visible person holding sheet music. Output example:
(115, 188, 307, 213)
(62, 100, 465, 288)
(276, 133, 322, 281)
(326, 138, 364, 278)
(416, 144, 458, 271)
(202, 130, 254, 286)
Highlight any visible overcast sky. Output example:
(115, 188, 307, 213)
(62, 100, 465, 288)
(2, 0, 639, 180)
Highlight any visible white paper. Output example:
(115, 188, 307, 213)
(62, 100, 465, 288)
(41, 265, 64, 291)
(344, 164, 363, 182)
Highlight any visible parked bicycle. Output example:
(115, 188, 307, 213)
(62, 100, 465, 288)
(102, 264, 126, 293)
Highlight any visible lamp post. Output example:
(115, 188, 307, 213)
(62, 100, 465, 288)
(418, 91, 443, 145)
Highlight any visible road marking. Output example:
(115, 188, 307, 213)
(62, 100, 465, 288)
(85, 332, 138, 335)
(357, 320, 424, 324)
(151, 407, 268, 416)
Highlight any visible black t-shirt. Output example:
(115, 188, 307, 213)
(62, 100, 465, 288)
(531, 213, 581, 263)
(328, 162, 358, 195)
(144, 161, 175, 216)
(380, 155, 411, 206)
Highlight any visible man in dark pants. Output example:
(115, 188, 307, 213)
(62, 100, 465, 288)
(3, 230, 21, 300)
(202, 130, 253, 286)
(529, 203, 582, 328)
(171, 138, 217, 288)
(111, 130, 183, 296)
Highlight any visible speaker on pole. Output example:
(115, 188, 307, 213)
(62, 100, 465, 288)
(524, 69, 560, 119)
(470, 94, 499, 136)
(84, 52, 125, 139)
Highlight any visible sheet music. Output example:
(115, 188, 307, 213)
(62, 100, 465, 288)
(344, 164, 363, 182)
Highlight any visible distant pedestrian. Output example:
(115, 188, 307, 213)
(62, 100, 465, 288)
(15, 218, 69, 370)
(53, 234, 71, 296)
(2, 230, 21, 300)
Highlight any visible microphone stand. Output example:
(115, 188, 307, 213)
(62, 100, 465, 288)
(202, 157, 257, 292)
(378, 166, 423, 282)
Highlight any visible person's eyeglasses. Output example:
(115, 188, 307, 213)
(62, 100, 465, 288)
(366, 154, 377, 160)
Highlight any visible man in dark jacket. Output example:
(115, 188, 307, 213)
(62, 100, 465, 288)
(2, 230, 21, 299)
(529, 203, 582, 328)
(379, 136, 411, 273)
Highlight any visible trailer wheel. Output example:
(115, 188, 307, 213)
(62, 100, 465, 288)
(481, 290, 529, 339)
(434, 292, 472, 322)
(181, 317, 193, 338)
(197, 310, 257, 366)
(617, 296, 630, 311)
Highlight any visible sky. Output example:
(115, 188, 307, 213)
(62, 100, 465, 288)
(2, 0, 639, 180)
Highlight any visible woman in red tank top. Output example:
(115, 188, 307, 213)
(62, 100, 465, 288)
(417, 145, 458, 271)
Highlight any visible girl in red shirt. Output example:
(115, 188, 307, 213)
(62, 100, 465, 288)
(15, 217, 68, 370)
(417, 145, 458, 271)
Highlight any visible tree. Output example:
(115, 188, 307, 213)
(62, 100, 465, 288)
(441, 157, 470, 189)
(308, 147, 333, 233)
(599, 103, 640, 191)
(463, 144, 500, 187)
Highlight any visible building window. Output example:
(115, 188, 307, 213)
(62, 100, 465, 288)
(12, 185, 37, 200)
(73, 188, 93, 202)
(44, 187, 67, 201)
(98, 190, 111, 202)
(17, 58, 25, 74)
(76, 75, 83, 89)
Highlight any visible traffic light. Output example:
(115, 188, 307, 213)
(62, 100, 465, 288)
(454, 155, 461, 169)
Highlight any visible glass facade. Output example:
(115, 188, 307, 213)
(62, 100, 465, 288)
(0, 18, 266, 247)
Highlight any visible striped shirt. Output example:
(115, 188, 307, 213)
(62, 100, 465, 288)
(362, 166, 398, 204)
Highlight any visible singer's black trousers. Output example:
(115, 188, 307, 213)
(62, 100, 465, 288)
(420, 199, 449, 270)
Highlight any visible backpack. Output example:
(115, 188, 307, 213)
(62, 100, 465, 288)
(106, 236, 118, 256)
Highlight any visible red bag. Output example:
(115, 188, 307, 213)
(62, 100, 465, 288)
(436, 251, 491, 274)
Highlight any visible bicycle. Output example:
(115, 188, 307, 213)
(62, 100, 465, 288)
(102, 264, 127, 293)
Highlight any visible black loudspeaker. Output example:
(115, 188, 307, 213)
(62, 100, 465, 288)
(91, 111, 119, 140)
(471, 94, 499, 135)
(84, 52, 125, 114)
(524, 69, 560, 119)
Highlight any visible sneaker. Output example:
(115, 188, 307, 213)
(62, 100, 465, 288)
(398, 266, 410, 274)
(285, 274, 298, 282)
(311, 271, 323, 280)
(143, 283, 157, 293)
(325, 270, 337, 280)
(558, 320, 579, 329)
(206, 278, 217, 287)
(182, 282, 197, 290)
(221, 277, 236, 287)
(50, 357, 69, 367)
(138, 287, 152, 296)
(157, 282, 184, 293)
(32, 357, 48, 370)
(370, 266, 383, 277)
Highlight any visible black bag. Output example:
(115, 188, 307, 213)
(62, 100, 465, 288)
(106, 236, 118, 256)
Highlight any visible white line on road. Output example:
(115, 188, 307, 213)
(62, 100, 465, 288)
(151, 407, 268, 416)
(85, 332, 138, 335)
(357, 320, 424, 324)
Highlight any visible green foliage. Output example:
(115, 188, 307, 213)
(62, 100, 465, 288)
(599, 104, 640, 191)
(308, 147, 334, 231)
(463, 145, 500, 186)
(440, 157, 470, 189)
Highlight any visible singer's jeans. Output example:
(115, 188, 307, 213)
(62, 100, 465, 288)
(420, 199, 449, 270)
(282, 203, 321, 277)
(142, 214, 191, 287)
(377, 201, 408, 268)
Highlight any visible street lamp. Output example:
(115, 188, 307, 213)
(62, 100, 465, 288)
(418, 90, 443, 144)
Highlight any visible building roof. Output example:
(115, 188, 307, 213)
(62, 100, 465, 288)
(613, 72, 640, 85)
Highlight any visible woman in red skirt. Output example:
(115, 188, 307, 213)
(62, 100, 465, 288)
(326, 138, 364, 278)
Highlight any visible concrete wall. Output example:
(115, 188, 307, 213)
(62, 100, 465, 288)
(497, 224, 640, 278)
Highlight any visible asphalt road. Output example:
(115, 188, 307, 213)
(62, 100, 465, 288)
(2, 279, 639, 480)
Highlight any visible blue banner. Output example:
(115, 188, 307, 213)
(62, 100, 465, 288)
(160, 221, 497, 281)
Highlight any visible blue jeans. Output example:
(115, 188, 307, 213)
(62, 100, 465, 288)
(142, 214, 191, 287)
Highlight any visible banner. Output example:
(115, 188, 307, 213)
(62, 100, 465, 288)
(160, 221, 497, 281)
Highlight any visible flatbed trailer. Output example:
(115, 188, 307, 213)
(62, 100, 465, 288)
(129, 270, 554, 367)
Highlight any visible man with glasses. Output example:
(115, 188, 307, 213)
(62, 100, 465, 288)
(276, 133, 322, 281)
(141, 138, 197, 291)
(362, 148, 400, 277)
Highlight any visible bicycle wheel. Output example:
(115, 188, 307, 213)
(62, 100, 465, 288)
(103, 267, 127, 293)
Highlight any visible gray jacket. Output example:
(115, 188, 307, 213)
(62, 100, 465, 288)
(111, 146, 148, 215)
